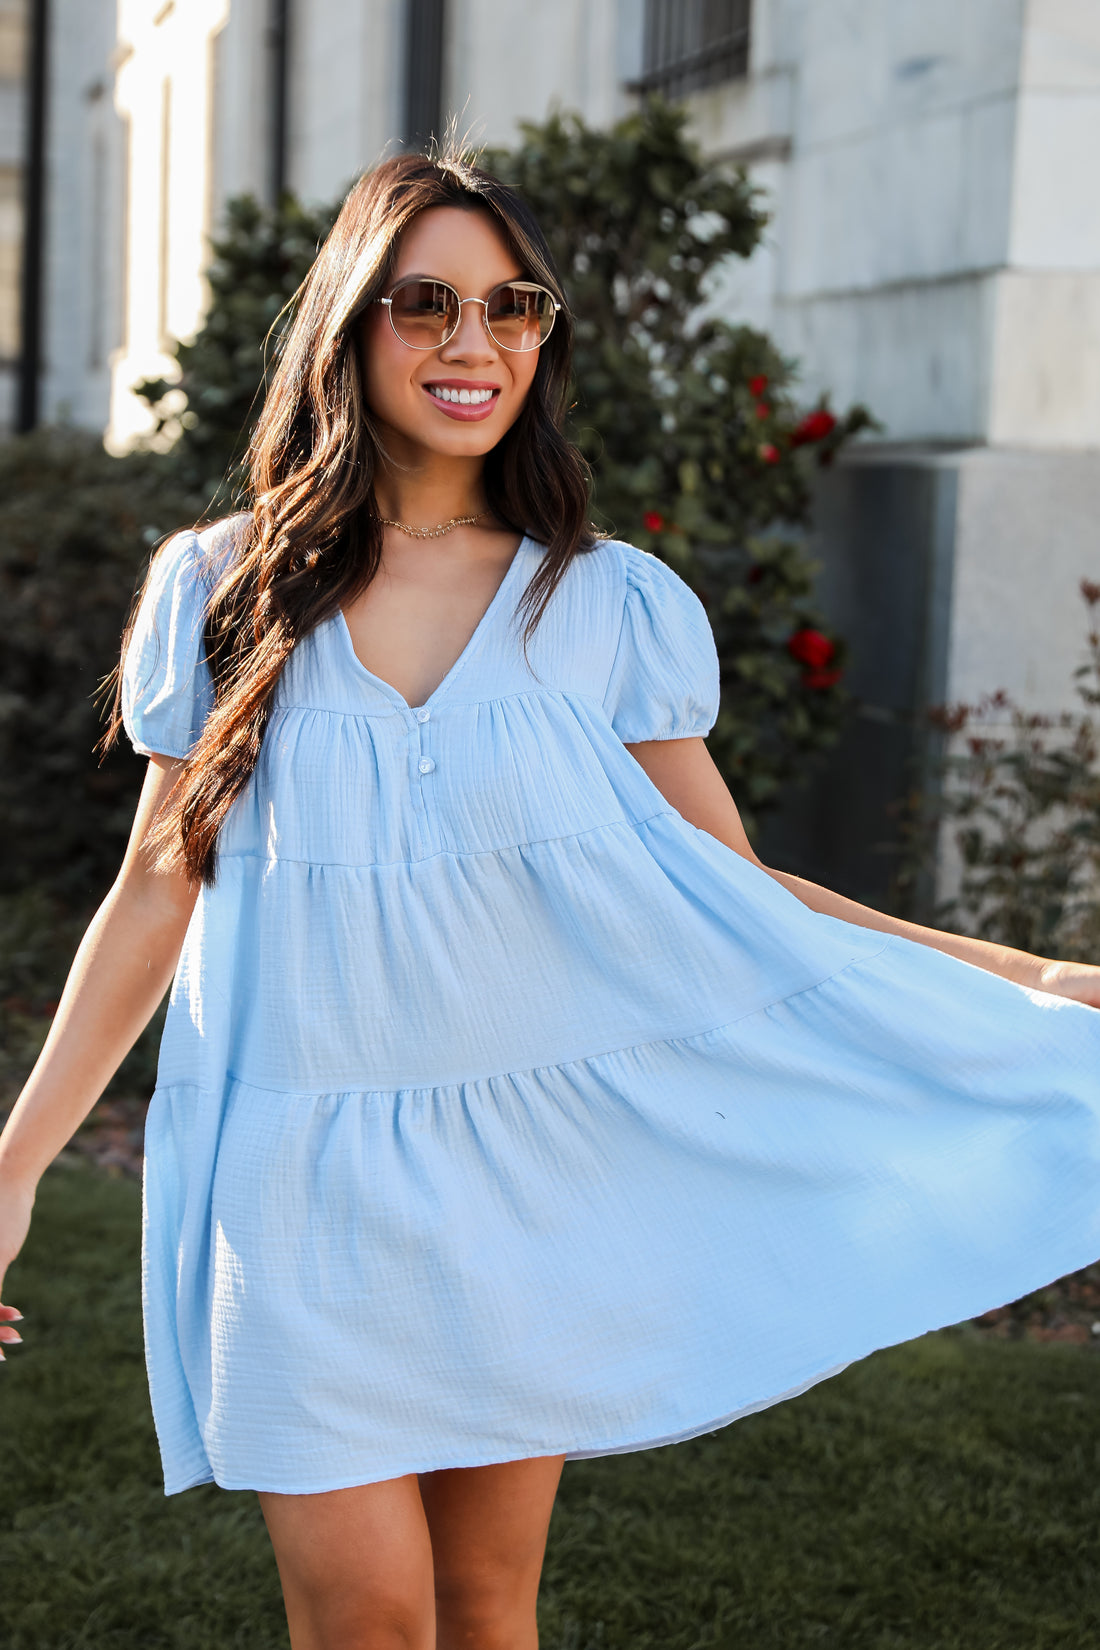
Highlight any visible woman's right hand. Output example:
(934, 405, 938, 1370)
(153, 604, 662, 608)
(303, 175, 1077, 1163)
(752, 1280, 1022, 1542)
(0, 1172, 34, 1359)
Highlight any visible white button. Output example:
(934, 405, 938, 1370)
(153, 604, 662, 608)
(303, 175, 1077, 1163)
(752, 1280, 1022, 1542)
(418, 756, 436, 774)
(416, 707, 431, 723)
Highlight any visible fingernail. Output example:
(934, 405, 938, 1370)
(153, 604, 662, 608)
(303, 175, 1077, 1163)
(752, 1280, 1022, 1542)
(6, 1311, 22, 1322)
(2, 1332, 21, 1345)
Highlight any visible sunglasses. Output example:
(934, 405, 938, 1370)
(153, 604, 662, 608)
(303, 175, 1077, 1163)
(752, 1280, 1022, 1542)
(376, 277, 561, 353)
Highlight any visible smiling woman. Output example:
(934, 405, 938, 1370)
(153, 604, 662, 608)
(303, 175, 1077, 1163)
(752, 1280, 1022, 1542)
(2, 148, 1100, 1650)
(345, 207, 550, 708)
(362, 214, 543, 445)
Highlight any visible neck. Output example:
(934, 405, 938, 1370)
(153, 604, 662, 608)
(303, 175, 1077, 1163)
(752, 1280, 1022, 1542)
(373, 446, 488, 530)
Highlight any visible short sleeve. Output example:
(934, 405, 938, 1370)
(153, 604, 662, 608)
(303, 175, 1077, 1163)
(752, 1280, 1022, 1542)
(121, 528, 216, 759)
(602, 545, 721, 742)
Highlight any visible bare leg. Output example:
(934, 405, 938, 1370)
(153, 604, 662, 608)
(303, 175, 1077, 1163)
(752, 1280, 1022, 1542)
(259, 1475, 436, 1650)
(419, 1454, 566, 1650)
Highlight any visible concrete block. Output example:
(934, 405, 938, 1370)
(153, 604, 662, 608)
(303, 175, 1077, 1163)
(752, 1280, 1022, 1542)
(1021, 0, 1100, 89)
(1010, 90, 1100, 267)
(774, 274, 995, 442)
(447, 0, 625, 149)
(784, 95, 1015, 295)
(796, 0, 1022, 149)
(988, 271, 1100, 447)
(685, 66, 793, 162)
(947, 447, 1100, 710)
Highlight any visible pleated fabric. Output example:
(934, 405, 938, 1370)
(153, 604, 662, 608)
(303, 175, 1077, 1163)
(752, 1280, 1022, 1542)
(123, 524, 1100, 1495)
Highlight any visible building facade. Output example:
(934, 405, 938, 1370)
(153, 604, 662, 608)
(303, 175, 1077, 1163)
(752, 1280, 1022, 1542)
(6, 0, 1100, 901)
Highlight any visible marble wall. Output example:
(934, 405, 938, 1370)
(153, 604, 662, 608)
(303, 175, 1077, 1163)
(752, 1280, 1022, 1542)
(697, 0, 1100, 450)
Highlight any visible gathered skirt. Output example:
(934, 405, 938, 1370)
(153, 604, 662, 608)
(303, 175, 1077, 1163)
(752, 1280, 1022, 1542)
(142, 895, 1100, 1495)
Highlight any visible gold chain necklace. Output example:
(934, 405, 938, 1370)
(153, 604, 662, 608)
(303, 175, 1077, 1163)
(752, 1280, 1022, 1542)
(374, 510, 488, 540)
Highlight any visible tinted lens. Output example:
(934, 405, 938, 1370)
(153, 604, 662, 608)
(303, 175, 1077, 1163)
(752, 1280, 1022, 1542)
(485, 283, 557, 351)
(387, 279, 460, 347)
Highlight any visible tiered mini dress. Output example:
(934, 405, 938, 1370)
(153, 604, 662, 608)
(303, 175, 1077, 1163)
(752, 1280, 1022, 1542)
(122, 523, 1100, 1497)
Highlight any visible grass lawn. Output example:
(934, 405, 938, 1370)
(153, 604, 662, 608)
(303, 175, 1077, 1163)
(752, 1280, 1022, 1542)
(3, 1159, 1100, 1649)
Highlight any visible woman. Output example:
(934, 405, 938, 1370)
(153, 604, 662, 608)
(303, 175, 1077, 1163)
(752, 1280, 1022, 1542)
(1, 151, 1098, 1650)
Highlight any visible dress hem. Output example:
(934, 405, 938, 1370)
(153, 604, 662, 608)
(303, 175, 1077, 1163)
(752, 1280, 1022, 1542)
(162, 1363, 854, 1498)
(160, 1212, 1100, 1498)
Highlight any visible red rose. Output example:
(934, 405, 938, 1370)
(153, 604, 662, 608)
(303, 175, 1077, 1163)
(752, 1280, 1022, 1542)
(748, 374, 768, 397)
(759, 443, 780, 464)
(787, 627, 835, 669)
(754, 401, 770, 419)
(643, 510, 665, 532)
(791, 409, 837, 446)
(802, 666, 843, 691)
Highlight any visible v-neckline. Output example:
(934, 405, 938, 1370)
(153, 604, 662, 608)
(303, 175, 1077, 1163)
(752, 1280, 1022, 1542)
(334, 536, 530, 713)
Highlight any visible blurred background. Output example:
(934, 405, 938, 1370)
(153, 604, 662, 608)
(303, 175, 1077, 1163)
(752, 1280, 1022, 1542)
(0, 0, 1098, 946)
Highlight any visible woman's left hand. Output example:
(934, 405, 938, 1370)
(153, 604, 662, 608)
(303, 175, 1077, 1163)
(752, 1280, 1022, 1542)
(1036, 959, 1100, 1010)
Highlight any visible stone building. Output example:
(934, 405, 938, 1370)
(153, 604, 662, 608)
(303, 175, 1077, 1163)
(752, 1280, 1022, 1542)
(5, 0, 1099, 902)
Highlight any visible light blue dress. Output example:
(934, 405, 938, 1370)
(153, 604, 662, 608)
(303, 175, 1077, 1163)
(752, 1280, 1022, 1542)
(122, 523, 1100, 1497)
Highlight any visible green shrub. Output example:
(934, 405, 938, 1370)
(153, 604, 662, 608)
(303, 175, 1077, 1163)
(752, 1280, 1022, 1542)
(0, 428, 200, 904)
(908, 580, 1100, 960)
(0, 888, 165, 1105)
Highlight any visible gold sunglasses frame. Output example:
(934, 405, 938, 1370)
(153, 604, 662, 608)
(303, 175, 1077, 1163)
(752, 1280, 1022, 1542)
(376, 278, 561, 353)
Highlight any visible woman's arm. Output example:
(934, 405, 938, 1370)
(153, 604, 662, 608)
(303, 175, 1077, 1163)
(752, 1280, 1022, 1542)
(625, 736, 1100, 1010)
(0, 755, 200, 1320)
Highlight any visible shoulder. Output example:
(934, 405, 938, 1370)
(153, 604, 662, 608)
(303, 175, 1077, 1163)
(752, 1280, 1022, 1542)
(527, 536, 714, 669)
(149, 512, 247, 594)
(594, 540, 720, 741)
(126, 514, 249, 677)
(591, 538, 713, 644)
(556, 536, 703, 612)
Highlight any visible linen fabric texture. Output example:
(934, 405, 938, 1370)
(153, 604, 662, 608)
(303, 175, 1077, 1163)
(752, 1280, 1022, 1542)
(123, 525, 1100, 1496)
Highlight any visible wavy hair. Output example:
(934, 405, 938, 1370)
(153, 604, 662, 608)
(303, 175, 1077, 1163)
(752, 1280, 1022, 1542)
(105, 151, 596, 884)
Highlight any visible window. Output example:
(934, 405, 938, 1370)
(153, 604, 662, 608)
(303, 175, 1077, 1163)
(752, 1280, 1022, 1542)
(157, 74, 171, 347)
(0, 163, 21, 362)
(0, 0, 25, 384)
(403, 0, 445, 152)
(632, 0, 750, 98)
(0, 0, 25, 78)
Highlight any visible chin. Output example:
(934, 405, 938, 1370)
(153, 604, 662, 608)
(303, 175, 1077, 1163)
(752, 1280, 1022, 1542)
(422, 416, 513, 457)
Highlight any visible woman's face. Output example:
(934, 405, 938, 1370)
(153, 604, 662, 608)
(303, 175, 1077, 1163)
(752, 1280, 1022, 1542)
(359, 206, 543, 463)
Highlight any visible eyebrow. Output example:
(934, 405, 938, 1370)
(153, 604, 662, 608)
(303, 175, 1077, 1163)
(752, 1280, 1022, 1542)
(389, 271, 530, 295)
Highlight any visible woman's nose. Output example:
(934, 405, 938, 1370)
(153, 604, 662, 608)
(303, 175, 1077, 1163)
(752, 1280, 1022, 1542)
(441, 300, 497, 360)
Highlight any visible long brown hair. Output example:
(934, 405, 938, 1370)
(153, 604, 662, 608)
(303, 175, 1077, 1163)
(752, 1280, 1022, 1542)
(106, 150, 596, 885)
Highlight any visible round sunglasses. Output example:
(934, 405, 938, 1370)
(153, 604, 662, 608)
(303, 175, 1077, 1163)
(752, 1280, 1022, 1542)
(377, 277, 561, 353)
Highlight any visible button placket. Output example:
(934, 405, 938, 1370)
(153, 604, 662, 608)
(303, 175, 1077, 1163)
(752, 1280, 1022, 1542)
(415, 706, 434, 773)
(411, 705, 442, 854)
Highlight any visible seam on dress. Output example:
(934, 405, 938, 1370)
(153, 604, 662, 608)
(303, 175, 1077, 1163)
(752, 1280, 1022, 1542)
(601, 540, 633, 718)
(268, 686, 609, 719)
(123, 530, 215, 757)
(130, 739, 194, 760)
(215, 808, 680, 871)
(158, 939, 897, 1102)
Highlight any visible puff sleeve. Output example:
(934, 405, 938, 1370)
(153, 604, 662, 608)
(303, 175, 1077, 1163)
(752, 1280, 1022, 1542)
(121, 528, 216, 759)
(602, 545, 721, 742)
